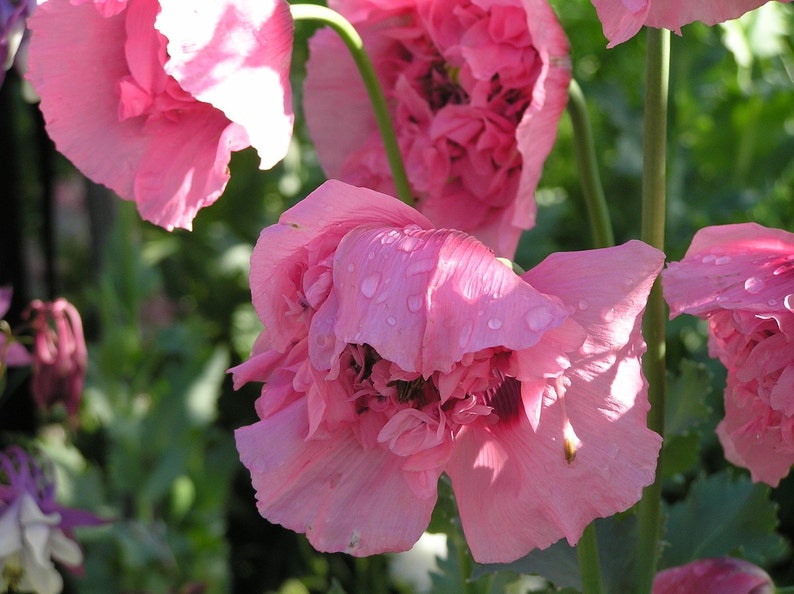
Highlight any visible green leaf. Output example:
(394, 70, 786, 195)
(661, 471, 788, 569)
(664, 360, 712, 437)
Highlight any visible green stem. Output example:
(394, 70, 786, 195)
(577, 523, 605, 594)
(290, 4, 413, 206)
(635, 27, 670, 594)
(567, 79, 614, 248)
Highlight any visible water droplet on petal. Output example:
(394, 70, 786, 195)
(407, 294, 423, 312)
(368, 251, 376, 260)
(525, 307, 553, 332)
(715, 256, 731, 265)
(347, 263, 355, 273)
(701, 254, 716, 264)
(488, 318, 502, 330)
(578, 300, 589, 311)
(785, 294, 793, 312)
(602, 308, 615, 322)
(360, 273, 381, 298)
(406, 258, 436, 276)
(386, 316, 396, 326)
(744, 277, 764, 294)
(381, 230, 399, 245)
(768, 298, 778, 306)
(398, 236, 420, 253)
(774, 265, 788, 276)
(716, 295, 728, 303)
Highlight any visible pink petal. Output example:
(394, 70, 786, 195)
(248, 181, 432, 353)
(326, 225, 569, 376)
(26, 0, 248, 230)
(156, 0, 294, 170)
(235, 398, 435, 556)
(449, 241, 664, 562)
(653, 557, 774, 594)
(663, 223, 794, 318)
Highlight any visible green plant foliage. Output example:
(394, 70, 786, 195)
(661, 471, 789, 569)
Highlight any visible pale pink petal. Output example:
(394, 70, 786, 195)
(449, 241, 664, 562)
(235, 398, 435, 556)
(327, 225, 569, 375)
(663, 223, 794, 319)
(591, 0, 791, 47)
(26, 0, 250, 230)
(248, 181, 432, 353)
(156, 0, 294, 170)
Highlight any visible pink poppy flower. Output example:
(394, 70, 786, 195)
(302, 0, 571, 259)
(0, 447, 103, 594)
(26, 0, 293, 230)
(24, 299, 87, 420)
(0, 287, 32, 370)
(653, 557, 774, 594)
(590, 0, 792, 48)
(662, 223, 794, 486)
(233, 180, 663, 562)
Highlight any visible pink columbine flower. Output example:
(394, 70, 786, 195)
(0, 287, 33, 371)
(0, 447, 102, 594)
(0, 0, 34, 86)
(233, 180, 663, 562)
(653, 557, 775, 594)
(590, 0, 792, 48)
(662, 222, 794, 486)
(24, 299, 87, 420)
(26, 0, 294, 231)
(302, 0, 571, 259)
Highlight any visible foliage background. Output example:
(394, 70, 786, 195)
(0, 0, 792, 592)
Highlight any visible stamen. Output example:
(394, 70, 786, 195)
(555, 376, 581, 464)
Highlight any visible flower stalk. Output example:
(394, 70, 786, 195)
(290, 4, 413, 206)
(635, 26, 671, 594)
(567, 79, 614, 248)
(577, 523, 605, 594)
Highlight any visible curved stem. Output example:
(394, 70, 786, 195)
(290, 4, 413, 206)
(577, 523, 605, 594)
(567, 79, 614, 248)
(635, 27, 670, 594)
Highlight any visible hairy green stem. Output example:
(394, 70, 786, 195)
(635, 27, 670, 594)
(290, 4, 413, 205)
(578, 523, 605, 594)
(567, 79, 615, 248)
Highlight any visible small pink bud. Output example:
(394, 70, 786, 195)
(25, 298, 87, 420)
(653, 557, 775, 594)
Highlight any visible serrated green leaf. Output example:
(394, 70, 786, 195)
(661, 471, 788, 568)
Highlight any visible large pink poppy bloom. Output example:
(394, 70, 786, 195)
(233, 180, 663, 562)
(591, 0, 792, 48)
(302, 0, 571, 259)
(663, 223, 794, 486)
(653, 557, 774, 594)
(26, 0, 293, 230)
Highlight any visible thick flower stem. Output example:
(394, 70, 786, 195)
(577, 523, 605, 594)
(635, 27, 670, 594)
(567, 80, 614, 248)
(290, 4, 413, 206)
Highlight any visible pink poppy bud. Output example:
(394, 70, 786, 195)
(25, 298, 87, 420)
(653, 557, 774, 594)
(0, 287, 33, 370)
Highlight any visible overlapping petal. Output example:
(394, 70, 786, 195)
(447, 242, 664, 561)
(653, 557, 774, 594)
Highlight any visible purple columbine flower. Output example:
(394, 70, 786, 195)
(0, 446, 102, 594)
(0, 0, 34, 84)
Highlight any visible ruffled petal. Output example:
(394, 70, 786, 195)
(249, 181, 432, 352)
(235, 398, 435, 556)
(156, 0, 294, 170)
(328, 226, 568, 375)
